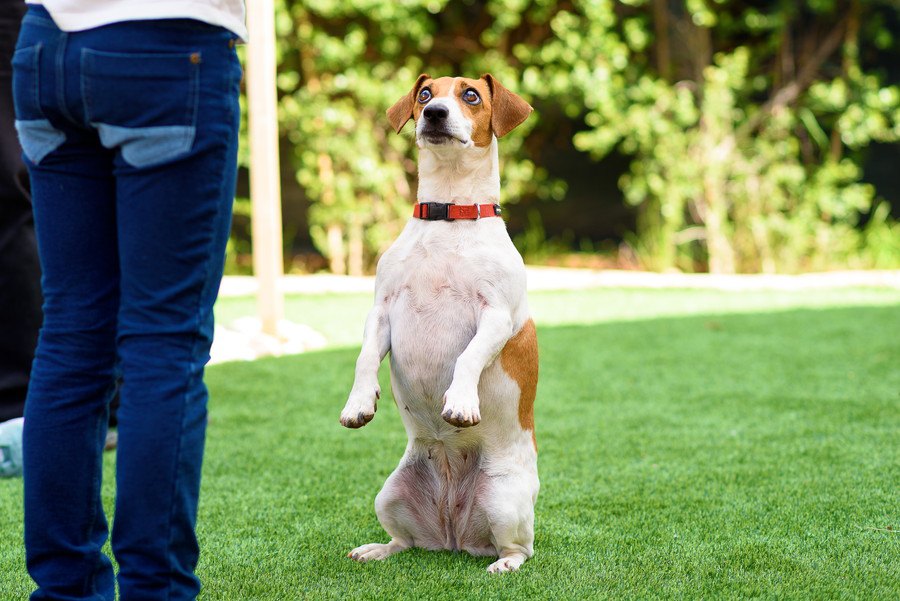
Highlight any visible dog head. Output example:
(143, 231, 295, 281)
(387, 74, 533, 149)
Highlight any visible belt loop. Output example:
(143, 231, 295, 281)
(476, 204, 481, 219)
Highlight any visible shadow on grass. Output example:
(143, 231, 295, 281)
(2, 305, 898, 599)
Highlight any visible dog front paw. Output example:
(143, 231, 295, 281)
(340, 385, 380, 428)
(441, 390, 481, 428)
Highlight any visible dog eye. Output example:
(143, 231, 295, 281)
(462, 89, 481, 105)
(417, 88, 432, 103)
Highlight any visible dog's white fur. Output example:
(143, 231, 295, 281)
(341, 74, 538, 573)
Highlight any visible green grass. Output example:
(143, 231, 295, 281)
(2, 287, 899, 599)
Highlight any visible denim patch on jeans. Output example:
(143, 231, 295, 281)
(13, 6, 242, 600)
(11, 43, 66, 163)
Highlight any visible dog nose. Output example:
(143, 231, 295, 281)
(423, 105, 449, 122)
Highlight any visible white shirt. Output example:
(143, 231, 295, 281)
(27, 0, 248, 41)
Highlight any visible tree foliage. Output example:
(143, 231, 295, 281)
(248, 0, 899, 274)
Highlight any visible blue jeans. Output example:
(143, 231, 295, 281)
(13, 7, 241, 600)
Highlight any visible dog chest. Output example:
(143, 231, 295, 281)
(386, 268, 480, 402)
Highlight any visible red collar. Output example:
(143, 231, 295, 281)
(413, 202, 502, 221)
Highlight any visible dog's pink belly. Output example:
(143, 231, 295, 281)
(387, 447, 494, 554)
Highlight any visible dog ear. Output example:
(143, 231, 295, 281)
(482, 74, 533, 138)
(386, 73, 430, 134)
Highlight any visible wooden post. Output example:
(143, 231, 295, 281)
(246, 0, 284, 336)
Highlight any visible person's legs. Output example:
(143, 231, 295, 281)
(72, 20, 242, 599)
(17, 9, 240, 598)
(14, 10, 118, 600)
(0, 0, 42, 423)
(22, 140, 118, 599)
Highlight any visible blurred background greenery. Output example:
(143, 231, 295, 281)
(227, 0, 900, 276)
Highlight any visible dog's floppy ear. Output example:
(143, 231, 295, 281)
(386, 73, 430, 134)
(482, 74, 533, 138)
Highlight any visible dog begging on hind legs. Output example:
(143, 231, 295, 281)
(340, 73, 538, 574)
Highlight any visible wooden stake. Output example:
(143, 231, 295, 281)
(246, 0, 284, 336)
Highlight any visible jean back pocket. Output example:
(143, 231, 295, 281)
(12, 43, 66, 164)
(82, 49, 200, 169)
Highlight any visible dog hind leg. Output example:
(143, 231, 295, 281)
(348, 539, 409, 563)
(483, 474, 536, 573)
(347, 457, 443, 562)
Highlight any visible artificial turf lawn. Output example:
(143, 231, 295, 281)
(1, 287, 898, 599)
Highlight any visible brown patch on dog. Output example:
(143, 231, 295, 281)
(386, 73, 430, 133)
(410, 76, 449, 126)
(482, 74, 533, 138)
(454, 77, 494, 147)
(500, 319, 538, 449)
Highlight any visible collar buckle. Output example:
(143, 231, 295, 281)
(422, 202, 453, 221)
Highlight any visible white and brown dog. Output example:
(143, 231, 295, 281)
(340, 73, 538, 573)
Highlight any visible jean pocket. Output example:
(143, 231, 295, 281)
(12, 44, 66, 165)
(82, 49, 200, 168)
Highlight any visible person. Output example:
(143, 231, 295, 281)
(0, 0, 41, 426)
(1, 0, 118, 458)
(12, 1, 246, 598)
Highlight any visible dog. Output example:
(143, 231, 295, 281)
(340, 73, 538, 573)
